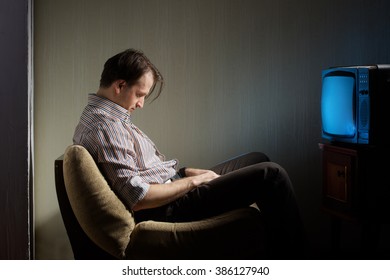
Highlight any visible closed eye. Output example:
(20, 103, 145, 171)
(137, 92, 148, 98)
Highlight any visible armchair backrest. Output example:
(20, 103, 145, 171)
(55, 145, 135, 259)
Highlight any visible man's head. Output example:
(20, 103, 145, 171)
(99, 48, 163, 102)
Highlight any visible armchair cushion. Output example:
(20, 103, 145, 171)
(126, 207, 264, 259)
(63, 145, 135, 259)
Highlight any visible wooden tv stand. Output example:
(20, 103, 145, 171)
(319, 142, 390, 257)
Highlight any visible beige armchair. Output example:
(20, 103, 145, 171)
(55, 145, 267, 259)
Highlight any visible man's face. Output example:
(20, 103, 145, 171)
(118, 71, 154, 113)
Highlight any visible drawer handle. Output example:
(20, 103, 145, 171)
(337, 170, 345, 178)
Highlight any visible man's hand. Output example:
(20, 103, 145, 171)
(188, 169, 220, 186)
(133, 168, 220, 211)
(184, 168, 213, 177)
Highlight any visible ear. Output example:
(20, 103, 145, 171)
(113, 80, 126, 94)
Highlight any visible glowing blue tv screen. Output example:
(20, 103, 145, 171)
(321, 75, 356, 137)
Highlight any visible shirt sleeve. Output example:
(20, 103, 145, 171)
(90, 120, 150, 210)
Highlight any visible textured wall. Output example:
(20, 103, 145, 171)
(34, 0, 390, 259)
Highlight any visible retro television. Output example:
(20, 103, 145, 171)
(321, 64, 390, 146)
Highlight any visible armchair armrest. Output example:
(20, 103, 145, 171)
(126, 207, 266, 259)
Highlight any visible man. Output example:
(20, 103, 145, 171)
(73, 48, 305, 258)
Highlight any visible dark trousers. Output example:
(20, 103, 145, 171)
(134, 152, 306, 258)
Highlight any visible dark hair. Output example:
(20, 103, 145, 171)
(99, 48, 163, 101)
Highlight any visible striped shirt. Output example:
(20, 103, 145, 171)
(73, 94, 178, 210)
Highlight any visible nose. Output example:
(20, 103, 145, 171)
(136, 97, 144, 109)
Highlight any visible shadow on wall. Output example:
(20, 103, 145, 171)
(35, 211, 74, 260)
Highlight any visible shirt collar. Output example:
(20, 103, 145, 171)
(88, 93, 131, 123)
